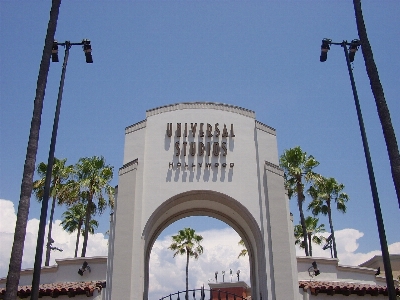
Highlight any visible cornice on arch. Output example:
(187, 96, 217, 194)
(145, 102, 256, 119)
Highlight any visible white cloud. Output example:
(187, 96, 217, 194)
(0, 200, 16, 233)
(294, 228, 400, 266)
(0, 199, 109, 279)
(388, 242, 400, 253)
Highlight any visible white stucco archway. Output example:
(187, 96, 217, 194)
(107, 103, 298, 300)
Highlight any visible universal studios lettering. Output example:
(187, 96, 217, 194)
(166, 122, 235, 139)
(166, 122, 235, 169)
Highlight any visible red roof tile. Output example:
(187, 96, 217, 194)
(0, 281, 105, 299)
(2, 280, 399, 298)
(299, 280, 400, 296)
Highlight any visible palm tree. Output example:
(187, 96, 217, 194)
(60, 202, 98, 257)
(280, 146, 319, 256)
(74, 156, 114, 257)
(4, 1, 62, 298)
(353, 0, 400, 209)
(32, 158, 73, 266)
(294, 216, 325, 256)
(237, 239, 248, 258)
(168, 228, 204, 300)
(308, 176, 348, 259)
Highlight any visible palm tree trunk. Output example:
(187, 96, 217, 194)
(297, 180, 310, 256)
(4, 1, 61, 299)
(75, 221, 82, 258)
(45, 196, 57, 266)
(353, 0, 400, 209)
(327, 203, 338, 259)
(308, 233, 313, 256)
(186, 250, 189, 300)
(298, 200, 309, 256)
(81, 195, 93, 257)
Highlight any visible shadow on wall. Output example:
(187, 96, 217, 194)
(165, 122, 236, 182)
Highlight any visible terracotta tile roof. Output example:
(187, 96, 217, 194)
(0, 281, 105, 299)
(2, 280, 399, 298)
(299, 280, 400, 296)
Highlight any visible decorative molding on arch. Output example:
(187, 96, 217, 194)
(255, 120, 276, 136)
(265, 161, 284, 177)
(125, 119, 146, 134)
(142, 190, 261, 242)
(118, 159, 138, 176)
(145, 102, 256, 119)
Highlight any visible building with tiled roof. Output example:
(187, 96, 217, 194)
(299, 280, 395, 297)
(359, 254, 400, 282)
(1, 255, 399, 299)
(0, 257, 106, 299)
(0, 281, 104, 299)
(296, 256, 400, 298)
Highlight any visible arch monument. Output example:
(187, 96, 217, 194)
(107, 102, 298, 299)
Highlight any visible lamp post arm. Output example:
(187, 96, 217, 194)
(57, 41, 83, 47)
(30, 42, 70, 300)
(341, 42, 396, 300)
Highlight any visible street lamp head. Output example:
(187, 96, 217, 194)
(320, 38, 331, 62)
(349, 39, 360, 62)
(52, 40, 59, 62)
(82, 39, 93, 63)
(375, 267, 380, 276)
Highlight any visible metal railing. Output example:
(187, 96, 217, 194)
(159, 287, 246, 300)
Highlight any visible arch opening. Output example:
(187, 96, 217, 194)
(142, 190, 267, 300)
(148, 216, 251, 299)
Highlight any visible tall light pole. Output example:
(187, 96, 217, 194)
(30, 39, 93, 300)
(319, 39, 396, 300)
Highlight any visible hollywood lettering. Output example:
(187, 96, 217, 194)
(166, 122, 235, 169)
(169, 162, 235, 169)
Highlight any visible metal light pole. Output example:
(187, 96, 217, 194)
(30, 40, 93, 300)
(320, 39, 396, 300)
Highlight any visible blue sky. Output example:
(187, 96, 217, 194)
(0, 1, 399, 296)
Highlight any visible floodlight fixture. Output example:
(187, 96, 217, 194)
(312, 261, 320, 276)
(326, 234, 333, 243)
(49, 246, 63, 252)
(47, 237, 62, 252)
(322, 243, 331, 250)
(82, 39, 93, 63)
(349, 39, 360, 62)
(320, 38, 331, 62)
(308, 261, 320, 278)
(322, 234, 333, 258)
(52, 40, 59, 62)
(78, 261, 91, 276)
